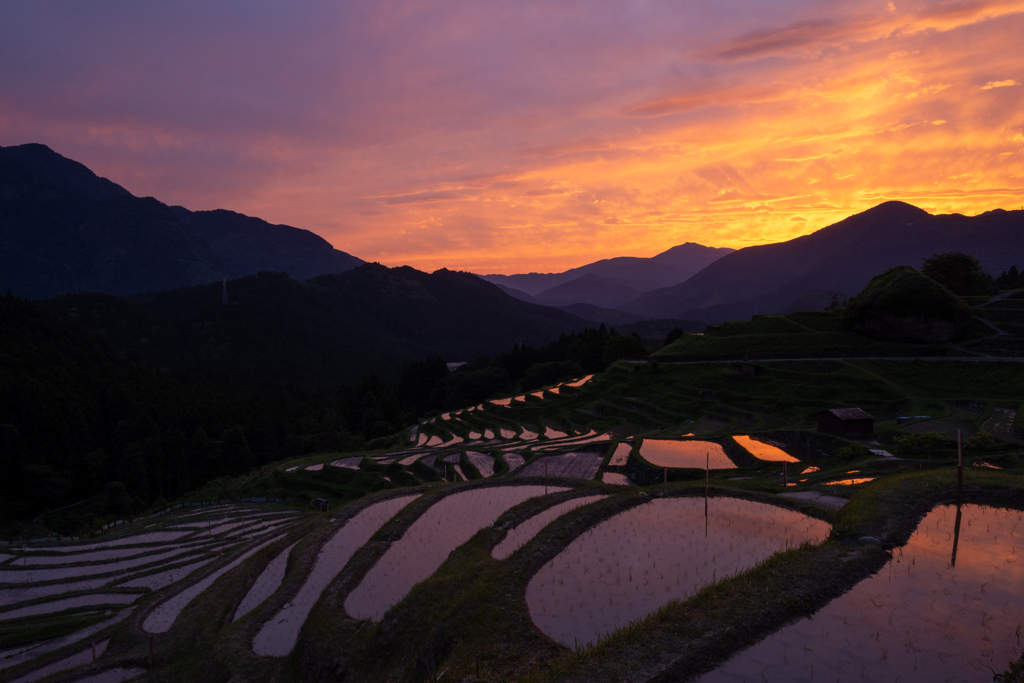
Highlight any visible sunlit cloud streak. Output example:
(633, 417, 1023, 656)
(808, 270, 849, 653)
(0, 0, 1021, 274)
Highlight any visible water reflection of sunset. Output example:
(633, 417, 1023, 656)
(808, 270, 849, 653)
(2, 2, 1021, 272)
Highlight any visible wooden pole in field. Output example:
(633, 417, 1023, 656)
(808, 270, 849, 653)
(957, 429, 964, 503)
(664, 467, 667, 485)
(783, 461, 788, 488)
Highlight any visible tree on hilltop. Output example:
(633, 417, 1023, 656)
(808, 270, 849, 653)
(921, 252, 993, 296)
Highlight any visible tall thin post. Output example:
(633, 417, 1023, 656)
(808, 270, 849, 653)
(957, 429, 964, 503)
(664, 467, 668, 485)
(951, 504, 963, 568)
(783, 462, 788, 488)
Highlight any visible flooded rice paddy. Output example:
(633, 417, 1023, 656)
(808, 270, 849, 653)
(466, 451, 495, 478)
(608, 443, 632, 467)
(701, 504, 1024, 683)
(639, 440, 736, 470)
(504, 452, 526, 471)
(10, 639, 109, 683)
(601, 472, 632, 485)
(492, 495, 610, 560)
(516, 452, 604, 480)
(253, 494, 420, 656)
(144, 535, 283, 633)
(234, 541, 298, 621)
(825, 477, 876, 486)
(345, 486, 568, 621)
(527, 497, 830, 647)
(733, 435, 800, 462)
(0, 593, 139, 621)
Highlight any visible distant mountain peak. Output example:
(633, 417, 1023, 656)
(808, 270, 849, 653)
(0, 143, 132, 202)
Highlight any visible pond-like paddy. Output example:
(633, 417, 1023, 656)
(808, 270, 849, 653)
(607, 443, 632, 467)
(527, 497, 830, 647)
(492, 495, 610, 560)
(701, 504, 1024, 683)
(639, 440, 736, 469)
(253, 494, 420, 656)
(345, 485, 567, 621)
(733, 435, 799, 462)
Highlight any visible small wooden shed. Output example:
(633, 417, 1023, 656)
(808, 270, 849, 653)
(311, 498, 330, 512)
(818, 408, 874, 436)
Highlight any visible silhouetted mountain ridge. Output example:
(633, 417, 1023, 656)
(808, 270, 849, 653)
(622, 202, 1024, 323)
(480, 242, 734, 305)
(42, 264, 590, 385)
(0, 143, 363, 299)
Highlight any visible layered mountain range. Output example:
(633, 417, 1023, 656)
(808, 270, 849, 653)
(0, 143, 362, 299)
(4, 143, 1021, 330)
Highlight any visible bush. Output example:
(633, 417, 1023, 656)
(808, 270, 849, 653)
(893, 431, 954, 458)
(837, 443, 872, 461)
(965, 430, 999, 453)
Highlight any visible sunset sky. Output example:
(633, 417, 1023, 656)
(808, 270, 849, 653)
(2, 1, 1022, 274)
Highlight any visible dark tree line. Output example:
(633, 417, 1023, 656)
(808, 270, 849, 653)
(1, 294, 647, 534)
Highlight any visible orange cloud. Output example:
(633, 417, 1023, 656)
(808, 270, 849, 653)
(2, 1, 1023, 274)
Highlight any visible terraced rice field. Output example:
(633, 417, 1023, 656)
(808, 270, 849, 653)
(640, 439, 736, 469)
(516, 452, 604, 480)
(608, 443, 632, 467)
(601, 472, 632, 485)
(504, 452, 526, 471)
(345, 486, 568, 621)
(254, 495, 420, 656)
(527, 496, 830, 647)
(702, 504, 1024, 682)
(1, 505, 304, 679)
(492, 495, 610, 560)
(234, 542, 297, 621)
(329, 457, 361, 469)
(732, 435, 799, 462)
(466, 451, 495, 477)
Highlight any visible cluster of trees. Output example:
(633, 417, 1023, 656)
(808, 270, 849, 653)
(397, 325, 647, 417)
(1, 293, 647, 533)
(921, 252, 1021, 296)
(995, 265, 1024, 290)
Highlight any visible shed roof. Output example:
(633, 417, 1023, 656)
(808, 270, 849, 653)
(827, 408, 874, 421)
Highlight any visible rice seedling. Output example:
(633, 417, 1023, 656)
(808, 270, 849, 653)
(252, 494, 420, 656)
(701, 504, 1024, 682)
(345, 485, 567, 621)
(526, 497, 829, 647)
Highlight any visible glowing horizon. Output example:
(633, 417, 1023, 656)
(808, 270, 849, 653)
(1, 1, 1022, 275)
